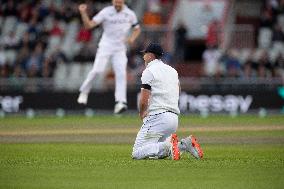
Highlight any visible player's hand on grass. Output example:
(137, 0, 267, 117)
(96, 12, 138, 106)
(78, 4, 87, 13)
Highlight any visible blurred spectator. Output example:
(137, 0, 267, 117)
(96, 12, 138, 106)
(0, 46, 6, 67)
(61, 3, 78, 23)
(243, 50, 258, 77)
(37, 1, 50, 22)
(127, 42, 144, 84)
(18, 32, 35, 50)
(274, 53, 284, 78)
(147, 0, 162, 14)
(77, 27, 92, 43)
(26, 42, 44, 77)
(42, 57, 53, 78)
(1, 31, 18, 49)
(48, 1, 59, 18)
(27, 18, 40, 42)
(37, 25, 50, 46)
(30, 3, 40, 23)
(73, 42, 95, 62)
(42, 56, 57, 78)
(264, 0, 279, 13)
(2, 0, 17, 17)
(202, 46, 222, 78)
(18, 1, 33, 23)
(0, 45, 12, 78)
(42, 46, 68, 78)
(0, 64, 10, 78)
(14, 46, 30, 75)
(12, 64, 26, 78)
(143, 0, 162, 26)
(258, 50, 274, 77)
(206, 19, 220, 47)
(50, 19, 64, 37)
(174, 22, 187, 62)
(45, 19, 64, 56)
(143, 12, 162, 26)
(127, 42, 143, 70)
(277, 0, 284, 14)
(223, 49, 242, 77)
(272, 23, 284, 42)
(260, 9, 275, 28)
(51, 47, 68, 65)
(267, 0, 279, 8)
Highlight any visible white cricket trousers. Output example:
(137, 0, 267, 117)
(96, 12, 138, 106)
(132, 112, 178, 159)
(79, 47, 128, 103)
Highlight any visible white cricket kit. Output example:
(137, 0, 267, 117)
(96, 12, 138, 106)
(93, 5, 139, 51)
(79, 5, 139, 103)
(141, 60, 180, 115)
(132, 59, 180, 159)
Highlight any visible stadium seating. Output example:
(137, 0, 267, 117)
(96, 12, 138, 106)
(0, 0, 283, 87)
(61, 20, 80, 60)
(53, 63, 69, 90)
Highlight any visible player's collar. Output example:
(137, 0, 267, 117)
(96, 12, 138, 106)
(147, 59, 160, 68)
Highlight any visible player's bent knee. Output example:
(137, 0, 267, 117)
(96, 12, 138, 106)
(131, 150, 140, 160)
(132, 150, 138, 159)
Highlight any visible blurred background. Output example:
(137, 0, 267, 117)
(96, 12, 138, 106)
(0, 0, 283, 116)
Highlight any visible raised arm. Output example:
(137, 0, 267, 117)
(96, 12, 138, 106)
(78, 4, 98, 30)
(127, 26, 141, 45)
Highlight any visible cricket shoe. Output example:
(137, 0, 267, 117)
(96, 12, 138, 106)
(77, 92, 88, 105)
(180, 135, 203, 159)
(114, 102, 127, 114)
(170, 133, 180, 160)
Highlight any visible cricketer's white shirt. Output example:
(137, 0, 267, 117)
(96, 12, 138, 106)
(92, 5, 139, 51)
(141, 59, 180, 115)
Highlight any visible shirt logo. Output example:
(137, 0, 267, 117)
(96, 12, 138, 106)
(123, 13, 129, 18)
(108, 18, 129, 24)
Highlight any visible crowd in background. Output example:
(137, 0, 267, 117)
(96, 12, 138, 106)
(202, 0, 284, 79)
(0, 0, 113, 78)
(0, 0, 283, 81)
(0, 0, 176, 80)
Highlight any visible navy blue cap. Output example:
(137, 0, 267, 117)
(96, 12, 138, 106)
(141, 43, 164, 57)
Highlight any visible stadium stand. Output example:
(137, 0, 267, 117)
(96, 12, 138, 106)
(0, 0, 283, 92)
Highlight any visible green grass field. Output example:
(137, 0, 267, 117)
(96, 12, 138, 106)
(0, 115, 284, 189)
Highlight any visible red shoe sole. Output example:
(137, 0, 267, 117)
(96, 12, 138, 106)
(191, 135, 203, 159)
(171, 134, 180, 160)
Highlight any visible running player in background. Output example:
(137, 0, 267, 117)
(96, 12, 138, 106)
(132, 43, 203, 160)
(77, 0, 141, 114)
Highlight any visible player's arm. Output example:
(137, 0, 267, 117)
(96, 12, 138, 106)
(78, 4, 98, 29)
(127, 13, 141, 45)
(127, 26, 141, 45)
(139, 70, 153, 120)
(178, 80, 181, 96)
(139, 87, 151, 120)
